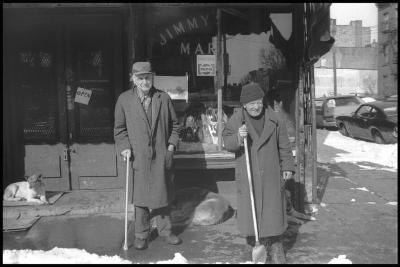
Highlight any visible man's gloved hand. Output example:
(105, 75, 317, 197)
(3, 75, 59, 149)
(121, 149, 131, 161)
(165, 145, 175, 170)
(283, 171, 293, 181)
(238, 124, 248, 145)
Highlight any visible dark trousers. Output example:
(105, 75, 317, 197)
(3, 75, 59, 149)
(134, 205, 172, 239)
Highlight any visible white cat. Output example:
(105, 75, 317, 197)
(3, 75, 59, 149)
(3, 174, 48, 204)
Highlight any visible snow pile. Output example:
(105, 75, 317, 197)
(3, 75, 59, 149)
(328, 254, 352, 264)
(323, 131, 398, 170)
(152, 253, 188, 264)
(3, 247, 132, 264)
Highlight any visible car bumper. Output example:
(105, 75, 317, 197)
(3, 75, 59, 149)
(322, 120, 337, 127)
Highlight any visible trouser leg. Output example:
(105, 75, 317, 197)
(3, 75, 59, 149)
(153, 205, 172, 237)
(134, 205, 150, 239)
(269, 235, 286, 264)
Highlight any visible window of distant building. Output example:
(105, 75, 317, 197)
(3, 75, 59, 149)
(384, 45, 390, 64)
(383, 12, 390, 31)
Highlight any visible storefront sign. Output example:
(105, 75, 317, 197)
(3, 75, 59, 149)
(154, 75, 188, 101)
(159, 14, 212, 46)
(74, 87, 92, 105)
(197, 55, 216, 76)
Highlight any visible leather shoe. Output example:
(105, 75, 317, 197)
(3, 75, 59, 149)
(163, 234, 182, 245)
(134, 237, 148, 250)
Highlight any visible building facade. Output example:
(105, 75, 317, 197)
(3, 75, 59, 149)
(331, 19, 373, 47)
(314, 19, 378, 97)
(3, 3, 334, 209)
(376, 3, 398, 96)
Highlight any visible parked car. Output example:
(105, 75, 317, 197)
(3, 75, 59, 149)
(335, 101, 398, 144)
(316, 95, 364, 128)
(361, 96, 376, 103)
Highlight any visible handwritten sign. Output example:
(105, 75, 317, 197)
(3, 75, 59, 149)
(197, 55, 216, 76)
(154, 75, 188, 101)
(74, 87, 92, 105)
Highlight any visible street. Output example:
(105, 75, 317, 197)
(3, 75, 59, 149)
(3, 129, 398, 264)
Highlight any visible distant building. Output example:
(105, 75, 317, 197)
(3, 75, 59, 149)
(330, 19, 372, 47)
(314, 20, 378, 97)
(376, 3, 398, 96)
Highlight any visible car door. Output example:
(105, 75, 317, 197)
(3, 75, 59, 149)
(352, 105, 372, 139)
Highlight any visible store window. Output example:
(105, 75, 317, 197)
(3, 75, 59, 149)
(144, 7, 294, 151)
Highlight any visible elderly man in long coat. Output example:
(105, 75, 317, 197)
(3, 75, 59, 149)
(114, 61, 181, 250)
(222, 83, 295, 263)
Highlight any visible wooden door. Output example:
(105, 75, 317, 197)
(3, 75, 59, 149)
(11, 23, 70, 191)
(65, 15, 124, 190)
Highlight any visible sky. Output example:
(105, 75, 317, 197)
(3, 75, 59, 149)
(330, 3, 378, 41)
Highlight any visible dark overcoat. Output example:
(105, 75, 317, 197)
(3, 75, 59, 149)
(222, 107, 295, 237)
(114, 87, 180, 209)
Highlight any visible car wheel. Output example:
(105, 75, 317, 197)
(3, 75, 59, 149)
(372, 130, 386, 144)
(339, 123, 349, 137)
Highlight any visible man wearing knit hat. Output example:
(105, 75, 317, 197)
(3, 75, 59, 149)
(114, 61, 182, 250)
(222, 82, 295, 263)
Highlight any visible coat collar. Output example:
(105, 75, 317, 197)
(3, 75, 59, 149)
(243, 107, 278, 150)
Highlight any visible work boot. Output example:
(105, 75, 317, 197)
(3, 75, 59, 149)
(270, 239, 286, 264)
(163, 234, 182, 245)
(134, 237, 148, 250)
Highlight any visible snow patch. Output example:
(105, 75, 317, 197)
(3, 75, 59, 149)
(351, 199, 356, 202)
(385, 202, 397, 206)
(357, 164, 397, 173)
(323, 131, 398, 170)
(328, 254, 352, 264)
(2, 247, 132, 264)
(350, 187, 369, 192)
(152, 253, 188, 264)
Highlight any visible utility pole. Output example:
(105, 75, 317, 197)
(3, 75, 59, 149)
(332, 45, 337, 96)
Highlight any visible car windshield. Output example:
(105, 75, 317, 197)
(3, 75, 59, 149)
(335, 97, 363, 106)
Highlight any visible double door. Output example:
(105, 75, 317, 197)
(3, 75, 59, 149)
(9, 14, 124, 191)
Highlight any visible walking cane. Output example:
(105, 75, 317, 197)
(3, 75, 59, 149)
(123, 153, 131, 251)
(244, 136, 267, 263)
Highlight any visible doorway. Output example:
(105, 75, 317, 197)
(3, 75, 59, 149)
(5, 12, 124, 191)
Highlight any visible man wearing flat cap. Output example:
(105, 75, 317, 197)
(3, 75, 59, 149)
(222, 82, 295, 263)
(114, 61, 181, 250)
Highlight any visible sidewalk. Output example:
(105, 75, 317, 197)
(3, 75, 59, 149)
(3, 172, 398, 264)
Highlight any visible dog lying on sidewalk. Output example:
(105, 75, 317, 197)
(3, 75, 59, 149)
(285, 189, 315, 224)
(3, 174, 48, 204)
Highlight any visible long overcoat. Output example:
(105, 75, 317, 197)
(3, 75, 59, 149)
(114, 86, 180, 209)
(222, 107, 295, 237)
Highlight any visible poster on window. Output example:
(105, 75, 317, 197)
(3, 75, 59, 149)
(197, 55, 216, 76)
(154, 75, 188, 101)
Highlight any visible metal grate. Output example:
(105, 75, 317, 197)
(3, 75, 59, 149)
(39, 52, 52, 67)
(80, 126, 113, 139)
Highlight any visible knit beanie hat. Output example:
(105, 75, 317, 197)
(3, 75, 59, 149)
(240, 83, 265, 104)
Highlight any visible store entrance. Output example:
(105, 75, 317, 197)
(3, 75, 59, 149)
(7, 13, 124, 191)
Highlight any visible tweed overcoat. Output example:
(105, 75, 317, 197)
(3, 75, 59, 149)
(222, 107, 295, 238)
(114, 86, 180, 209)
